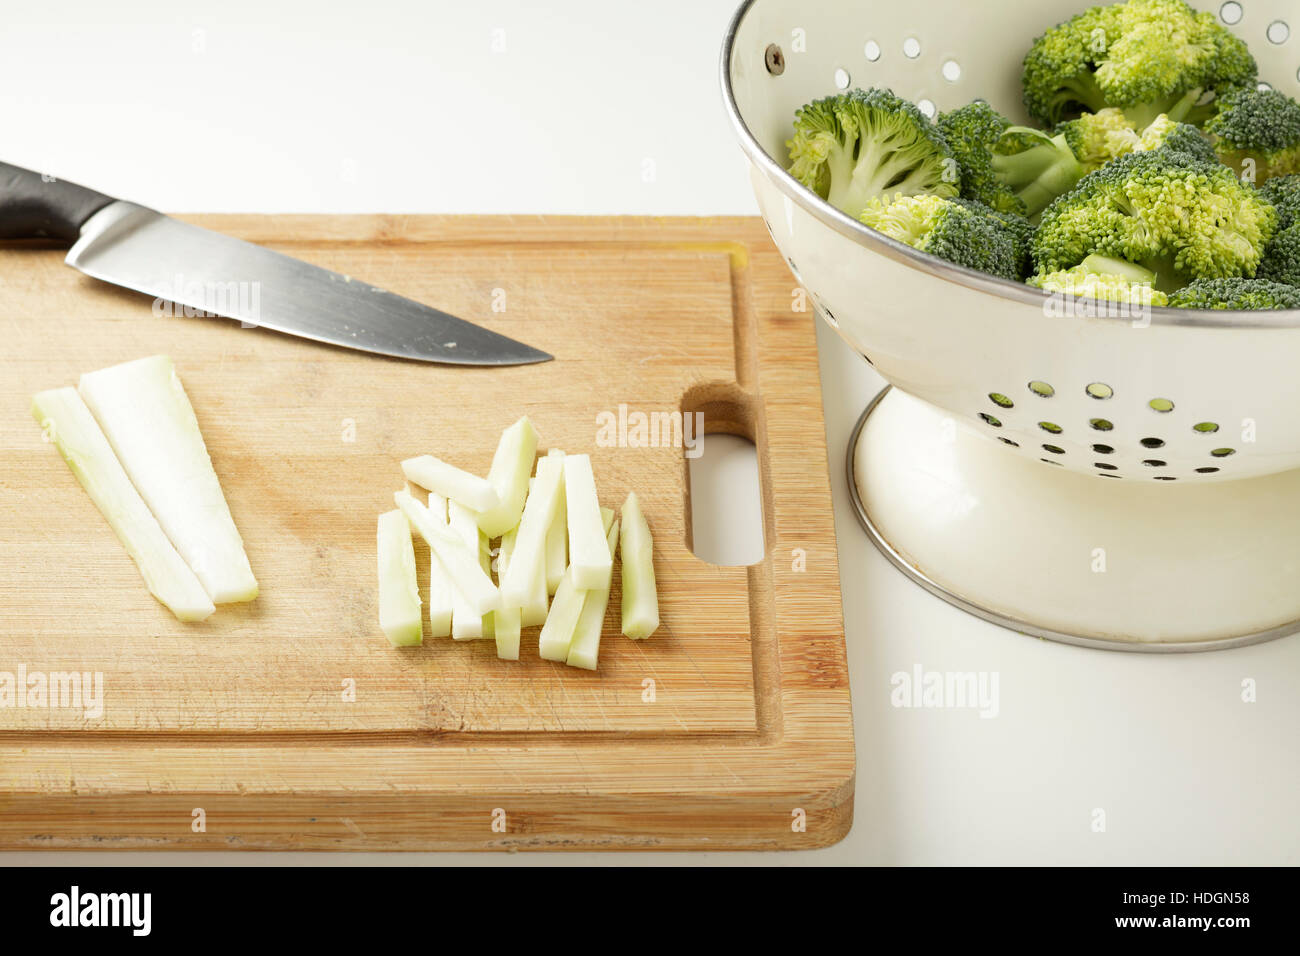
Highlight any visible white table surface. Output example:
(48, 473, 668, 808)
(3, 0, 1296, 866)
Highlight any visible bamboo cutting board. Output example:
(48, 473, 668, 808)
(0, 216, 853, 850)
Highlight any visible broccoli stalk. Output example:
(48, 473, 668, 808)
(991, 128, 1085, 218)
(938, 101, 1085, 220)
(787, 88, 958, 220)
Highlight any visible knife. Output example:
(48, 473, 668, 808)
(0, 162, 551, 366)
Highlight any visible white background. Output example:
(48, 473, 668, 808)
(2, 0, 1297, 865)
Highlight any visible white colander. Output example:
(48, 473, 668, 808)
(722, 0, 1300, 650)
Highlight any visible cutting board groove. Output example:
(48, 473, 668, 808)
(0, 215, 852, 850)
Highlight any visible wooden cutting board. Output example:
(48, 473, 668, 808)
(0, 215, 852, 850)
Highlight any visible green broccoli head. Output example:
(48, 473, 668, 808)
(1168, 277, 1300, 309)
(937, 101, 1085, 218)
(1032, 149, 1278, 288)
(1258, 224, 1300, 288)
(1206, 88, 1300, 183)
(1022, 0, 1258, 129)
(859, 193, 1032, 281)
(787, 88, 959, 220)
(1260, 175, 1300, 229)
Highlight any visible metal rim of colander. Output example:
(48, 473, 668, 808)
(719, 0, 1300, 329)
(847, 386, 1300, 652)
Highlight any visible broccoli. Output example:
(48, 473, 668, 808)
(859, 193, 1032, 280)
(938, 101, 1084, 219)
(1168, 277, 1300, 309)
(1205, 89, 1300, 183)
(1133, 115, 1220, 165)
(1021, 0, 1258, 129)
(1032, 149, 1277, 289)
(1028, 253, 1169, 305)
(1056, 108, 1136, 170)
(1055, 110, 1216, 171)
(1261, 175, 1300, 228)
(1258, 224, 1300, 287)
(787, 88, 958, 220)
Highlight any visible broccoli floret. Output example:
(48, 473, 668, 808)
(859, 193, 1032, 280)
(1168, 277, 1300, 309)
(1260, 175, 1300, 233)
(1022, 0, 1258, 129)
(1057, 108, 1137, 170)
(787, 88, 958, 219)
(1056, 109, 1217, 173)
(938, 101, 1085, 218)
(1258, 224, 1300, 287)
(1206, 89, 1300, 183)
(1136, 115, 1220, 165)
(1028, 253, 1169, 304)
(1032, 149, 1277, 289)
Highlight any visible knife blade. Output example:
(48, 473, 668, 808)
(0, 162, 551, 366)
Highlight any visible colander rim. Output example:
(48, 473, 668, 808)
(718, 0, 1300, 330)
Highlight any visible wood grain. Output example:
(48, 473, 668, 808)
(0, 216, 853, 850)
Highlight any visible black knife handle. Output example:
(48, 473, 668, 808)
(0, 162, 115, 243)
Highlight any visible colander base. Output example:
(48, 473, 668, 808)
(850, 387, 1300, 652)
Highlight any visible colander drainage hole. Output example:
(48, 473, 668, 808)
(1039, 421, 1062, 434)
(902, 37, 921, 58)
(979, 413, 1002, 427)
(1142, 459, 1168, 468)
(1095, 462, 1118, 470)
(1154, 476, 1177, 481)
(1042, 444, 1065, 455)
(1196, 467, 1221, 473)
(1211, 447, 1236, 458)
(1040, 458, 1063, 466)
(1193, 422, 1220, 434)
(864, 40, 882, 62)
(1220, 2, 1243, 26)
(942, 59, 961, 82)
(1140, 437, 1165, 449)
(1085, 382, 1113, 399)
(1149, 398, 1175, 413)
(833, 67, 851, 90)
(989, 392, 1014, 408)
(1267, 20, 1290, 45)
(1099, 473, 1122, 479)
(1092, 443, 1114, 454)
(1028, 380, 1055, 398)
(998, 437, 1019, 447)
(1090, 418, 1114, 431)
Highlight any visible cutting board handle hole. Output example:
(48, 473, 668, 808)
(683, 384, 766, 567)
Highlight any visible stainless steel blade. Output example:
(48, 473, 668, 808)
(65, 202, 551, 366)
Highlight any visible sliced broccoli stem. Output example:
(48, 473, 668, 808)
(992, 129, 1085, 218)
